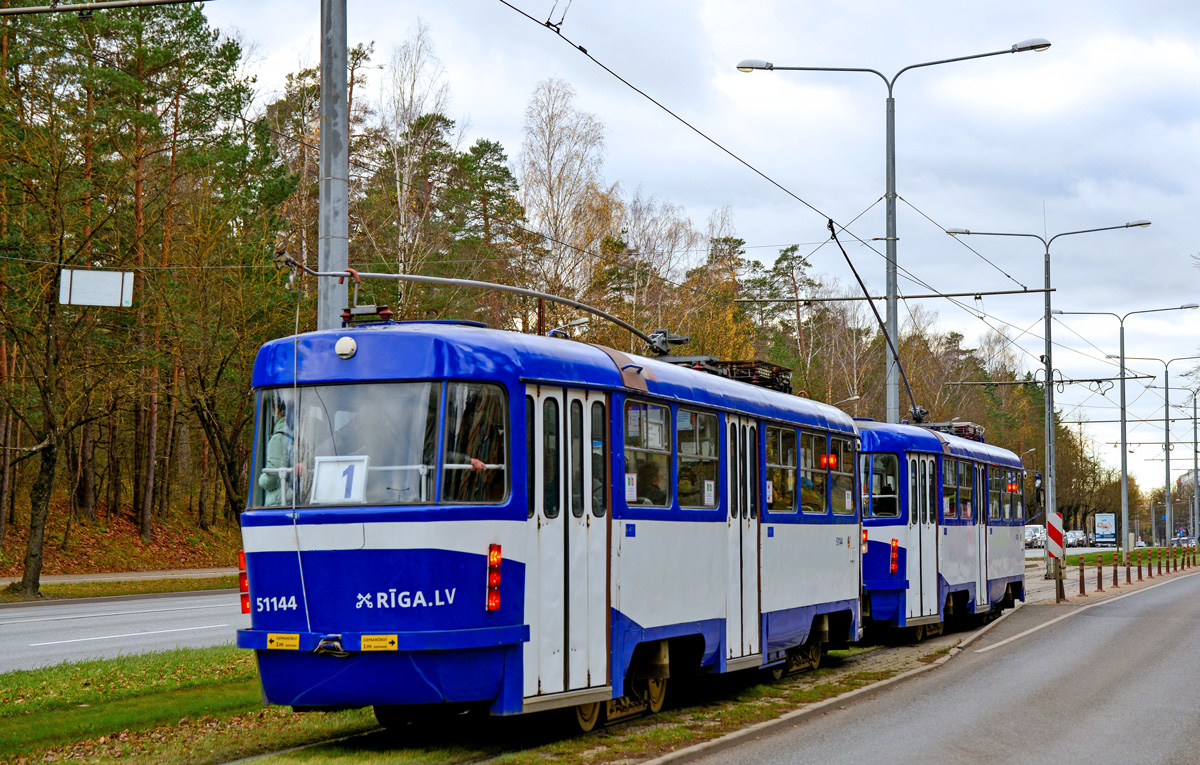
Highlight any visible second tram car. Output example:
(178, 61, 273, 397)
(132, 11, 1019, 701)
(858, 420, 1025, 635)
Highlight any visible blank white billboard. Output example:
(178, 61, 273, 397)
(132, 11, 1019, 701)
(58, 269, 134, 307)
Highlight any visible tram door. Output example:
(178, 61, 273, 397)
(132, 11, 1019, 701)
(725, 416, 760, 662)
(976, 465, 989, 610)
(907, 454, 939, 619)
(528, 386, 609, 698)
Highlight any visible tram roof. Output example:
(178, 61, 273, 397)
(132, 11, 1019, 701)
(252, 321, 856, 434)
(856, 419, 1023, 469)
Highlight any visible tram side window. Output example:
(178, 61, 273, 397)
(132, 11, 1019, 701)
(570, 401, 585, 517)
(831, 437, 855, 515)
(677, 409, 718, 508)
(591, 401, 607, 517)
(526, 396, 535, 519)
(959, 462, 974, 520)
(869, 453, 900, 518)
(625, 401, 671, 507)
(988, 469, 1002, 520)
(543, 398, 560, 518)
(1016, 472, 1024, 521)
(1003, 470, 1015, 520)
(441, 383, 508, 504)
(800, 431, 827, 514)
(943, 459, 958, 520)
(765, 426, 797, 513)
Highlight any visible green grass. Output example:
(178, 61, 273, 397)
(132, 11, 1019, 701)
(0, 576, 238, 604)
(0, 645, 262, 759)
(1063, 547, 1191, 567)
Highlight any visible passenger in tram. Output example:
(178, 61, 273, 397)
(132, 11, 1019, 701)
(636, 461, 667, 505)
(260, 390, 301, 506)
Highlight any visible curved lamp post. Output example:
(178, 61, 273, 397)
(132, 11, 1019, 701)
(1123, 354, 1200, 547)
(945, 221, 1150, 592)
(737, 38, 1050, 424)
(1053, 303, 1199, 553)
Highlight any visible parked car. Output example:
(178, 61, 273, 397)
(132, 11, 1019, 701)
(1065, 530, 1087, 548)
(1025, 524, 1046, 549)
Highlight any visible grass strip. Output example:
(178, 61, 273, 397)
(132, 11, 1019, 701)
(0, 645, 256, 718)
(0, 678, 262, 758)
(0, 576, 238, 604)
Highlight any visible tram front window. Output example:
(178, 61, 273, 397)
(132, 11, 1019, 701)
(253, 382, 441, 507)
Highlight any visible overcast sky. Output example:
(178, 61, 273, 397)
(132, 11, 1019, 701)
(206, 1, 1200, 497)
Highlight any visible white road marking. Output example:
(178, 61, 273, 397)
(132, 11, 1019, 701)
(0, 601, 239, 626)
(975, 570, 1200, 654)
(30, 624, 232, 646)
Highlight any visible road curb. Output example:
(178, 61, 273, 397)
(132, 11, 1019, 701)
(0, 588, 239, 610)
(641, 605, 1023, 765)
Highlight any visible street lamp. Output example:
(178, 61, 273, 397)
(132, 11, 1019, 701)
(832, 394, 862, 407)
(737, 37, 1050, 424)
(1053, 302, 1199, 553)
(1122, 354, 1200, 547)
(945, 220, 1151, 591)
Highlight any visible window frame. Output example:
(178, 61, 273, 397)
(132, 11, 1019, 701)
(765, 424, 798, 514)
(677, 408, 720, 510)
(623, 399, 673, 508)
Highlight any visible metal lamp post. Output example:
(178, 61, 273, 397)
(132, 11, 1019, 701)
(736, 37, 1050, 424)
(1123, 354, 1200, 547)
(944, 221, 1151, 594)
(1053, 303, 1199, 553)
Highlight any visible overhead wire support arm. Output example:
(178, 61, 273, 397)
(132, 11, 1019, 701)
(945, 374, 1154, 386)
(736, 287, 1054, 304)
(280, 254, 677, 355)
(0, 0, 208, 15)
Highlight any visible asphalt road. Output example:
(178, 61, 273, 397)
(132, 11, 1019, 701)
(0, 592, 248, 674)
(691, 571, 1200, 765)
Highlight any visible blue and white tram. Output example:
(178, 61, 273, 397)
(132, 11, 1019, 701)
(858, 421, 1026, 636)
(237, 320, 862, 725)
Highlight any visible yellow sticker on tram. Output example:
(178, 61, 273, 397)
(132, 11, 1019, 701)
(361, 634, 399, 651)
(266, 633, 300, 650)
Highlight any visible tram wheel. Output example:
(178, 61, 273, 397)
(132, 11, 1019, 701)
(574, 701, 604, 733)
(802, 642, 823, 670)
(911, 624, 926, 642)
(645, 678, 668, 714)
(766, 663, 787, 682)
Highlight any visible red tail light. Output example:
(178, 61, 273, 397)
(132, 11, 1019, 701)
(819, 453, 837, 469)
(486, 544, 502, 611)
(237, 550, 250, 613)
(861, 528, 868, 554)
(890, 538, 899, 574)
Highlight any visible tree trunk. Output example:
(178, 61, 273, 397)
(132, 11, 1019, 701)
(78, 419, 95, 522)
(198, 437, 209, 531)
(107, 406, 119, 522)
(20, 434, 58, 596)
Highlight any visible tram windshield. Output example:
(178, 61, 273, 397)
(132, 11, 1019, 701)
(251, 382, 508, 508)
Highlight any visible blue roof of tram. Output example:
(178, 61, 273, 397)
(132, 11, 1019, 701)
(252, 321, 857, 434)
(856, 419, 1023, 469)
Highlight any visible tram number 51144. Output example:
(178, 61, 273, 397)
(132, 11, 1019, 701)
(257, 596, 298, 612)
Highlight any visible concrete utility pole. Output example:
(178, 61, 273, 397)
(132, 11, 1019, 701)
(318, 0, 348, 330)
